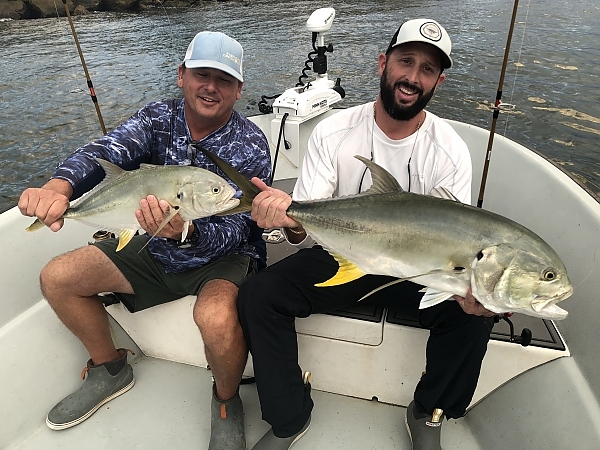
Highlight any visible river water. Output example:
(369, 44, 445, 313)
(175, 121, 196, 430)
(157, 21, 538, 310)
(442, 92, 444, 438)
(1, 0, 599, 213)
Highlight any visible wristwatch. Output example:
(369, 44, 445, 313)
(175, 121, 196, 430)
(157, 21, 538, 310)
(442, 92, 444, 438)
(175, 225, 200, 248)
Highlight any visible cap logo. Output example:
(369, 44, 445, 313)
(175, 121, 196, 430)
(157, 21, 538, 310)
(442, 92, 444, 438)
(223, 52, 240, 66)
(419, 22, 442, 42)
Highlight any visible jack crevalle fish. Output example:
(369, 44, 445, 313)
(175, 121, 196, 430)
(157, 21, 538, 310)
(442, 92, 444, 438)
(26, 158, 240, 251)
(199, 148, 573, 320)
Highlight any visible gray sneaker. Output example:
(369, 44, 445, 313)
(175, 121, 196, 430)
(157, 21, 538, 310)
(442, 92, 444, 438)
(405, 401, 443, 450)
(251, 416, 310, 450)
(209, 385, 246, 450)
(46, 349, 135, 430)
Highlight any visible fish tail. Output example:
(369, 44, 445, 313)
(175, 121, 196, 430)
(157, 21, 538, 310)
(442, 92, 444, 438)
(195, 147, 262, 216)
(25, 219, 45, 232)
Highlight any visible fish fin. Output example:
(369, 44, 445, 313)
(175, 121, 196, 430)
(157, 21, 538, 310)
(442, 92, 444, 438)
(215, 204, 252, 216)
(115, 229, 138, 252)
(26, 219, 45, 232)
(420, 289, 455, 307)
(354, 155, 404, 195)
(137, 204, 182, 253)
(154, 204, 181, 235)
(95, 158, 127, 181)
(195, 147, 261, 215)
(315, 254, 366, 287)
(358, 279, 407, 301)
(370, 267, 466, 286)
(180, 220, 190, 242)
(358, 280, 457, 302)
(431, 186, 460, 202)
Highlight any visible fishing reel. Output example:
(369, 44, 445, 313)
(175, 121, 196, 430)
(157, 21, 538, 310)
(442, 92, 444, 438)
(494, 314, 533, 347)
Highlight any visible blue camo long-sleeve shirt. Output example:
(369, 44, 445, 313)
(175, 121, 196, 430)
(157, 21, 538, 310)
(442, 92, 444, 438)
(51, 98, 272, 273)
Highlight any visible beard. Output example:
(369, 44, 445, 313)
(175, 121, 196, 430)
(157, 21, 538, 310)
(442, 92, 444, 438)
(379, 68, 437, 121)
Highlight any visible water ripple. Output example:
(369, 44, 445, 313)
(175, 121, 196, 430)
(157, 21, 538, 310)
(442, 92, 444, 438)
(1, 0, 599, 212)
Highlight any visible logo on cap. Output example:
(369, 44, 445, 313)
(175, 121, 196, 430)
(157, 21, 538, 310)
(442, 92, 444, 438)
(223, 52, 241, 66)
(419, 22, 442, 42)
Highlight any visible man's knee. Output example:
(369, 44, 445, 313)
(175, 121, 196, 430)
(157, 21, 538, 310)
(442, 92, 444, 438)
(39, 246, 131, 302)
(39, 252, 77, 301)
(194, 280, 240, 334)
(194, 299, 239, 332)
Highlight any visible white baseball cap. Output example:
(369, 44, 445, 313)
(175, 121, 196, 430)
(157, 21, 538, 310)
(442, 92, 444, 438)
(386, 19, 452, 69)
(183, 31, 244, 82)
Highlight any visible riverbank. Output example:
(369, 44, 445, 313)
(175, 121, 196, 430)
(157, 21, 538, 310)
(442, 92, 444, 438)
(0, 0, 238, 20)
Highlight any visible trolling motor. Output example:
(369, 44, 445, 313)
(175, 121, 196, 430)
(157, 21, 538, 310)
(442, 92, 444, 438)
(271, 7, 345, 121)
(494, 314, 533, 347)
(262, 7, 346, 179)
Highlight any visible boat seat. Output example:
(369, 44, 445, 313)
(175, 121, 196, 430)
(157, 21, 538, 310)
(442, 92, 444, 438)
(386, 307, 565, 350)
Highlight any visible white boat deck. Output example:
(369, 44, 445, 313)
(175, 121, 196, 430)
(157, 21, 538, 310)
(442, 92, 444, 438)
(5, 115, 600, 449)
(12, 355, 481, 450)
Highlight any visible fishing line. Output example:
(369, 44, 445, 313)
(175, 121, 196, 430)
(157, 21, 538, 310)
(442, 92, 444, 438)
(502, 0, 532, 137)
(155, 0, 177, 68)
(477, 0, 521, 208)
(52, 0, 107, 134)
(571, 243, 600, 289)
(50, 1, 100, 138)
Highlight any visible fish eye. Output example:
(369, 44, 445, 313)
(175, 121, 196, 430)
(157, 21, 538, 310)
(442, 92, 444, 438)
(177, 192, 183, 199)
(542, 268, 556, 281)
(212, 187, 221, 194)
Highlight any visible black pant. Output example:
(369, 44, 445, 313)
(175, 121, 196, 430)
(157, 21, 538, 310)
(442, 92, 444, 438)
(237, 246, 493, 438)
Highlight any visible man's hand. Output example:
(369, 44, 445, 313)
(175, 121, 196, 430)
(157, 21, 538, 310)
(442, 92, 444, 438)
(250, 177, 300, 230)
(453, 287, 496, 317)
(135, 195, 190, 240)
(18, 179, 73, 232)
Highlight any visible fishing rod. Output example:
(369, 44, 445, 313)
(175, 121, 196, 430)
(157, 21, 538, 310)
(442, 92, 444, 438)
(476, 0, 520, 208)
(61, 0, 107, 135)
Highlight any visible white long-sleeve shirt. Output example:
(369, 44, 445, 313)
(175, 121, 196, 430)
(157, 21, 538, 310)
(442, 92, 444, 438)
(294, 102, 471, 202)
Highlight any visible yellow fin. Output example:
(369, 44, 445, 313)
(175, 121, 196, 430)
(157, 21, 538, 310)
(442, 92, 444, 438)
(315, 254, 366, 287)
(115, 229, 138, 252)
(26, 219, 45, 232)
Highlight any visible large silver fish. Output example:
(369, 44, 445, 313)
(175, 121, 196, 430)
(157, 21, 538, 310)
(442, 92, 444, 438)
(200, 148, 573, 320)
(26, 158, 239, 251)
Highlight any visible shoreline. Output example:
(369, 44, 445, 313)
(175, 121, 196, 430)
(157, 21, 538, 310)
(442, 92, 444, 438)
(0, 0, 242, 21)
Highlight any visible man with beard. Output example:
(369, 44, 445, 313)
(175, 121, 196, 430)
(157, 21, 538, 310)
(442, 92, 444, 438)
(237, 19, 495, 450)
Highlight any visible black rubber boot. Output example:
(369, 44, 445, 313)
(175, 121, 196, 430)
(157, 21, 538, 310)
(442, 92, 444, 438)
(209, 384, 246, 450)
(251, 415, 310, 450)
(405, 401, 443, 450)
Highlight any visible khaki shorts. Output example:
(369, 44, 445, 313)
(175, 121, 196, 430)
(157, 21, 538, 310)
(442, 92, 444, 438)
(94, 236, 256, 313)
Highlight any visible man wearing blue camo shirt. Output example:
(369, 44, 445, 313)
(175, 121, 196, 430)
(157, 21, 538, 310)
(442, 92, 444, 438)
(18, 31, 270, 449)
